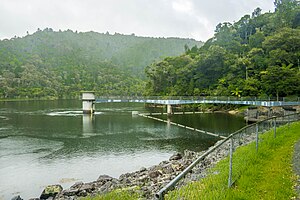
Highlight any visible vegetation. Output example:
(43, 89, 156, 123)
(0, 30, 201, 99)
(166, 121, 300, 199)
(145, 0, 300, 98)
(81, 187, 142, 200)
(1, 1, 299, 100)
(78, 121, 300, 200)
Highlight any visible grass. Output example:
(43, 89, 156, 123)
(81, 187, 142, 200)
(80, 122, 300, 200)
(166, 121, 300, 200)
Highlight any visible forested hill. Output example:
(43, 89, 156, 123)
(146, 1, 300, 99)
(0, 30, 202, 98)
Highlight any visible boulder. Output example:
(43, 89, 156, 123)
(11, 196, 23, 200)
(169, 153, 182, 161)
(70, 181, 84, 189)
(80, 182, 96, 193)
(97, 175, 113, 183)
(40, 185, 63, 199)
(183, 150, 195, 159)
(148, 170, 162, 179)
(161, 163, 174, 174)
(99, 181, 113, 193)
(61, 187, 79, 196)
(139, 167, 147, 172)
(120, 177, 131, 184)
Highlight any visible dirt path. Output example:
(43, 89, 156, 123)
(294, 140, 300, 199)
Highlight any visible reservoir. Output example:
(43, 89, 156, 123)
(0, 100, 246, 199)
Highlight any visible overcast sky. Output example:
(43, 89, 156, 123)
(0, 0, 275, 41)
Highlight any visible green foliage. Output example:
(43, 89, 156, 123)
(0, 30, 202, 99)
(166, 122, 300, 199)
(81, 187, 141, 200)
(145, 4, 300, 97)
(263, 27, 300, 66)
(261, 64, 300, 99)
(274, 0, 300, 27)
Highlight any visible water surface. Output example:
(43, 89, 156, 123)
(0, 100, 246, 199)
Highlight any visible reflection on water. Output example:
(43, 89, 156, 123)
(0, 100, 246, 199)
(82, 114, 95, 137)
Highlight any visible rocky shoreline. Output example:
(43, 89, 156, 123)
(13, 130, 258, 200)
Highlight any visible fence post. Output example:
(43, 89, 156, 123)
(288, 115, 290, 129)
(273, 118, 277, 138)
(256, 123, 259, 152)
(228, 137, 233, 188)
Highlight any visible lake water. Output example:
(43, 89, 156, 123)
(0, 100, 246, 199)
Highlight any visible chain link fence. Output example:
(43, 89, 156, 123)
(155, 112, 300, 200)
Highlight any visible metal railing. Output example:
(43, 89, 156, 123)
(96, 96, 300, 101)
(95, 96, 300, 106)
(155, 112, 300, 199)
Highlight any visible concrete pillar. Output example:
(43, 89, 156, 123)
(82, 91, 95, 114)
(247, 106, 258, 122)
(167, 104, 173, 116)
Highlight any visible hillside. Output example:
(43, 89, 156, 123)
(0, 30, 202, 98)
(145, 1, 300, 98)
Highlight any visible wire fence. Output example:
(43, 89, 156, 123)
(155, 112, 300, 200)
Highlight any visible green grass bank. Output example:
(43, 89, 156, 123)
(83, 121, 300, 200)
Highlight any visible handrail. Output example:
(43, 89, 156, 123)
(155, 136, 232, 199)
(155, 112, 300, 199)
(95, 96, 300, 102)
(95, 96, 300, 106)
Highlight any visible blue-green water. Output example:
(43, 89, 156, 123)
(0, 100, 246, 199)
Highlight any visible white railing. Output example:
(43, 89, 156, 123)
(95, 96, 300, 106)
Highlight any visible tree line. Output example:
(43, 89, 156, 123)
(145, 0, 300, 100)
(0, 30, 201, 99)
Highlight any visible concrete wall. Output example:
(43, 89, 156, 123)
(82, 92, 95, 100)
(82, 92, 95, 114)
(82, 101, 95, 114)
(247, 107, 258, 119)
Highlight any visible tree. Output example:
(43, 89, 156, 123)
(249, 31, 265, 48)
(261, 64, 300, 100)
(242, 77, 261, 96)
(263, 28, 300, 66)
(235, 15, 253, 43)
(274, 0, 299, 27)
(252, 7, 262, 18)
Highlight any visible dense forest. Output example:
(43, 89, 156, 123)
(0, 30, 201, 98)
(1, 0, 299, 100)
(146, 0, 300, 99)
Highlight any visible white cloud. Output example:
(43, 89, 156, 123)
(0, 0, 275, 41)
(172, 0, 193, 13)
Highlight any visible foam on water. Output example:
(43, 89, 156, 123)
(47, 111, 103, 116)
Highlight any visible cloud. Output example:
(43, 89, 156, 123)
(172, 0, 194, 13)
(0, 0, 275, 41)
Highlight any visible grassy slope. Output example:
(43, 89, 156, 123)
(82, 188, 141, 200)
(82, 121, 300, 200)
(166, 121, 300, 200)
